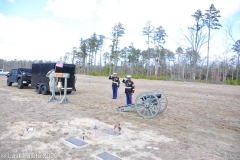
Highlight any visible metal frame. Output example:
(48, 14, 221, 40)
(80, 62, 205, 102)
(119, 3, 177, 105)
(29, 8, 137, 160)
(48, 73, 70, 104)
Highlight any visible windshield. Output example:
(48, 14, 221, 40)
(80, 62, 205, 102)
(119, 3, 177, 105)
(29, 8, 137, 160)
(19, 68, 32, 73)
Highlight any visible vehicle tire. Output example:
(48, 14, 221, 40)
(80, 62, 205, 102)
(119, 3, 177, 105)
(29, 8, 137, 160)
(17, 79, 24, 89)
(36, 85, 41, 94)
(67, 91, 72, 94)
(41, 85, 48, 95)
(7, 78, 12, 86)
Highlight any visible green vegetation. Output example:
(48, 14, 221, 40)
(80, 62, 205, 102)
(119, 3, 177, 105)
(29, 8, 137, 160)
(225, 78, 240, 85)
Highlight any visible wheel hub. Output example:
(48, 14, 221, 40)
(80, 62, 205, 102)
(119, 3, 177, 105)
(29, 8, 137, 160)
(144, 102, 150, 108)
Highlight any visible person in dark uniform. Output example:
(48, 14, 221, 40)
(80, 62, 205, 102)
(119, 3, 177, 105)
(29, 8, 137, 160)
(122, 75, 135, 105)
(109, 73, 120, 99)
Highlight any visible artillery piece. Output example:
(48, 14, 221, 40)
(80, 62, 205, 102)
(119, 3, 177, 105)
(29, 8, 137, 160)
(117, 90, 168, 118)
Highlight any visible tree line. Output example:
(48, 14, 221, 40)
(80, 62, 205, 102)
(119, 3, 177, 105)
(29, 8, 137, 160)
(1, 4, 239, 85)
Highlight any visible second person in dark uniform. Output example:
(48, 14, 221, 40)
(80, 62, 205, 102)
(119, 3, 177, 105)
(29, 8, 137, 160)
(122, 75, 135, 105)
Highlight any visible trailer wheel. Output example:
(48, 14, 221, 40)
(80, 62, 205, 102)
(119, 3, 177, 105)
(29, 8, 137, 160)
(36, 85, 41, 94)
(41, 85, 47, 95)
(17, 79, 24, 89)
(7, 78, 12, 86)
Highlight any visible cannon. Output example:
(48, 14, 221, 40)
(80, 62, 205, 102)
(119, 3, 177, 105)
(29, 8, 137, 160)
(117, 90, 168, 118)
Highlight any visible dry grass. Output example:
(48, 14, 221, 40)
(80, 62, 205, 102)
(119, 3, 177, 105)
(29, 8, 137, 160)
(0, 74, 240, 160)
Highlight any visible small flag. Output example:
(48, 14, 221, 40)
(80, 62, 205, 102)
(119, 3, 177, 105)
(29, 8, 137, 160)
(56, 61, 63, 68)
(93, 125, 99, 138)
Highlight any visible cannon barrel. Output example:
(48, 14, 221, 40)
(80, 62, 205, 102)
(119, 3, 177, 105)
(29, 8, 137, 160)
(141, 94, 161, 100)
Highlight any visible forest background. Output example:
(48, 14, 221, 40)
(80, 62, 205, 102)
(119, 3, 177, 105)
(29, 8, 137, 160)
(1, 3, 239, 85)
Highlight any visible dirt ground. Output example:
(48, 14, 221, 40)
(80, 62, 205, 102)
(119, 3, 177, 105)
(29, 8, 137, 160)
(0, 74, 239, 160)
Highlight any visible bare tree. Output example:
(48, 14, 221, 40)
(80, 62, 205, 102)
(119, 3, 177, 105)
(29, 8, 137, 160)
(63, 52, 71, 64)
(179, 26, 207, 80)
(232, 40, 240, 80)
(229, 55, 237, 80)
(72, 47, 77, 64)
(175, 47, 186, 80)
(224, 23, 240, 80)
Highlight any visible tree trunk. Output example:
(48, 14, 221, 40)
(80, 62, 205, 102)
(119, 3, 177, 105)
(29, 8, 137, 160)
(236, 53, 239, 80)
(182, 66, 185, 80)
(206, 27, 211, 82)
(155, 63, 158, 79)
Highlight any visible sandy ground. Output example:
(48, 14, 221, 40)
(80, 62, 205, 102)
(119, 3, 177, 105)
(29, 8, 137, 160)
(0, 74, 240, 160)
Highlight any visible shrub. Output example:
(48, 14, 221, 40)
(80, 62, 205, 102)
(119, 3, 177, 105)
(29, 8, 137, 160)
(225, 79, 239, 85)
(157, 76, 169, 80)
(90, 72, 100, 76)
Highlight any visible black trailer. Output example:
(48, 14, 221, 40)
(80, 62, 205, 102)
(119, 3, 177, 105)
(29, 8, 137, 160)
(31, 63, 76, 95)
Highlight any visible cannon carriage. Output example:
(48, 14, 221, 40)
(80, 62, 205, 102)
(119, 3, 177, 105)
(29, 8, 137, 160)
(117, 90, 168, 118)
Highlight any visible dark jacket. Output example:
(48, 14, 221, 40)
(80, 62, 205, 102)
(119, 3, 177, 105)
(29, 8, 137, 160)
(109, 76, 120, 87)
(122, 79, 134, 94)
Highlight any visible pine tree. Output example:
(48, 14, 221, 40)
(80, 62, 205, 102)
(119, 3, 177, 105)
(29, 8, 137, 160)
(204, 4, 222, 82)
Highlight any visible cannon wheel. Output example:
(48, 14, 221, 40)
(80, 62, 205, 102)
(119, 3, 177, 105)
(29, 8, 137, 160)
(150, 90, 168, 114)
(134, 92, 160, 118)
